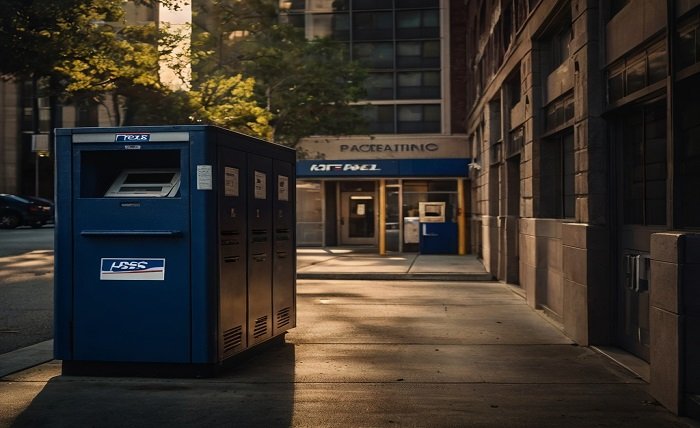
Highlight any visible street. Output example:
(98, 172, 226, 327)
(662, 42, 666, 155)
(0, 227, 54, 355)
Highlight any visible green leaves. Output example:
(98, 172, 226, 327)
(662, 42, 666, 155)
(189, 74, 273, 138)
(192, 0, 367, 146)
(3, 0, 365, 143)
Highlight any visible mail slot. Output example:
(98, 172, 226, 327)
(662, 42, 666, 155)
(54, 125, 296, 376)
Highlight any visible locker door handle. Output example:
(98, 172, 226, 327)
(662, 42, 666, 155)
(253, 254, 267, 262)
(224, 256, 240, 263)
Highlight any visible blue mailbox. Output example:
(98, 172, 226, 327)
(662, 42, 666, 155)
(54, 126, 296, 375)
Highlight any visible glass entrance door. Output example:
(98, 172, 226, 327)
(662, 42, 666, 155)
(614, 101, 666, 362)
(340, 192, 376, 245)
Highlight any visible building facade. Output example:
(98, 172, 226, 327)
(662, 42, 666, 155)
(286, 0, 470, 253)
(465, 0, 700, 416)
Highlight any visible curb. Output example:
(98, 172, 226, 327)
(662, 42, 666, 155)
(0, 339, 53, 378)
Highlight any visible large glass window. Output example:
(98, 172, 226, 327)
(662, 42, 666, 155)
(365, 73, 395, 99)
(677, 74, 700, 227)
(352, 11, 393, 40)
(607, 42, 667, 104)
(540, 131, 575, 219)
(397, 71, 440, 99)
(396, 9, 439, 39)
(397, 104, 440, 133)
(353, 42, 394, 68)
(361, 105, 395, 133)
(545, 93, 574, 133)
(621, 102, 667, 226)
(281, 0, 443, 135)
(396, 41, 440, 68)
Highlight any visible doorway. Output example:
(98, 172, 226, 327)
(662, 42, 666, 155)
(340, 192, 376, 245)
(614, 100, 666, 362)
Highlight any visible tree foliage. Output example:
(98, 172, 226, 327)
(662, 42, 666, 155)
(2, 0, 365, 144)
(193, 0, 367, 146)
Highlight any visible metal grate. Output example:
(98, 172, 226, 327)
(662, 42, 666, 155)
(276, 307, 291, 329)
(253, 316, 268, 338)
(223, 325, 242, 355)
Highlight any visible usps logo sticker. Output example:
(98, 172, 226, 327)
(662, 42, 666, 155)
(100, 258, 166, 281)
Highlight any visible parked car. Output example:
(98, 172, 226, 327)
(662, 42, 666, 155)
(0, 194, 54, 229)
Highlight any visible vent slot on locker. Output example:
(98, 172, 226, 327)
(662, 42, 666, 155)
(223, 325, 243, 356)
(221, 230, 241, 245)
(275, 228, 290, 241)
(251, 229, 268, 243)
(276, 307, 291, 329)
(253, 316, 268, 338)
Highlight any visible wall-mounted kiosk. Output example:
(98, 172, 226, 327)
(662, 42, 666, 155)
(418, 201, 457, 255)
(54, 126, 296, 376)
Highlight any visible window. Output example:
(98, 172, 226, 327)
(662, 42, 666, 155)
(545, 93, 574, 133)
(677, 74, 700, 227)
(677, 15, 700, 71)
(607, 42, 667, 104)
(353, 42, 394, 68)
(282, 0, 443, 136)
(621, 103, 667, 226)
(550, 26, 571, 71)
(397, 71, 440, 99)
(397, 104, 440, 133)
(352, 11, 393, 40)
(361, 105, 395, 133)
(541, 131, 575, 218)
(507, 126, 524, 158)
(365, 73, 395, 99)
(396, 9, 439, 39)
(540, 6, 572, 75)
(396, 41, 440, 68)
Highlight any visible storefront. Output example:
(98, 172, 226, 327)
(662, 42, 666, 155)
(296, 156, 470, 254)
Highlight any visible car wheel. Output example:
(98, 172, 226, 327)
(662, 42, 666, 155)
(0, 212, 21, 229)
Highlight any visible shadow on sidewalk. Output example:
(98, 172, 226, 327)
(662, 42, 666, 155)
(10, 343, 297, 428)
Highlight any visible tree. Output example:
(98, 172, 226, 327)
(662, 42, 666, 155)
(189, 74, 273, 137)
(1, 0, 194, 127)
(192, 0, 367, 146)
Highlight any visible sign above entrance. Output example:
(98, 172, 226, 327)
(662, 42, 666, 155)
(297, 136, 469, 160)
(297, 158, 471, 178)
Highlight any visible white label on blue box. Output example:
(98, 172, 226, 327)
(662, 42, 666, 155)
(100, 258, 166, 281)
(197, 165, 213, 190)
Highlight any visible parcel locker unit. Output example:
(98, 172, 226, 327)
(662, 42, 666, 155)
(54, 125, 296, 375)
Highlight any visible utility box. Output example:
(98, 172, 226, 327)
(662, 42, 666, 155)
(54, 126, 296, 375)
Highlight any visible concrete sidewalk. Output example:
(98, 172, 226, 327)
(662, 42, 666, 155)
(297, 247, 493, 281)
(0, 277, 694, 427)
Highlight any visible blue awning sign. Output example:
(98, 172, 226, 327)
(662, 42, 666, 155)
(297, 158, 470, 178)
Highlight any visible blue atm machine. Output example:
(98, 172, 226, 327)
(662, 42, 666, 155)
(54, 126, 296, 376)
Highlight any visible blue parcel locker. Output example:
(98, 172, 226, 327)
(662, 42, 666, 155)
(54, 126, 296, 376)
